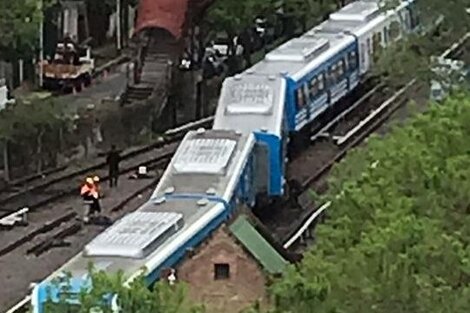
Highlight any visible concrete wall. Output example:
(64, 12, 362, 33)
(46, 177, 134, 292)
(177, 226, 268, 313)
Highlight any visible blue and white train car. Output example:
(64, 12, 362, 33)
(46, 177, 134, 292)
(323, 0, 418, 75)
(247, 31, 358, 133)
(213, 74, 287, 196)
(31, 129, 257, 313)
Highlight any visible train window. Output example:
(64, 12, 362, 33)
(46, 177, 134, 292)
(399, 10, 411, 31)
(372, 33, 380, 51)
(318, 73, 325, 90)
(410, 7, 419, 28)
(372, 32, 382, 60)
(296, 88, 304, 108)
(310, 78, 319, 98)
(337, 60, 345, 77)
(389, 20, 401, 40)
(303, 83, 310, 102)
(360, 43, 366, 64)
(348, 51, 357, 69)
(329, 65, 337, 84)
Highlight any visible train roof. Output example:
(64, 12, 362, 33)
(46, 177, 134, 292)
(42, 129, 255, 282)
(248, 31, 355, 81)
(213, 73, 286, 136)
(314, 0, 413, 38)
(151, 129, 254, 199)
(329, 0, 381, 23)
(313, 18, 365, 34)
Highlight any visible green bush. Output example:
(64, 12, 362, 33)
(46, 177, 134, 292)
(268, 93, 470, 313)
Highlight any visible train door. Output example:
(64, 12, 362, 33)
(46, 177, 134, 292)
(358, 35, 372, 75)
(253, 143, 269, 194)
(372, 30, 383, 63)
(359, 40, 367, 74)
(389, 18, 402, 42)
(302, 83, 311, 122)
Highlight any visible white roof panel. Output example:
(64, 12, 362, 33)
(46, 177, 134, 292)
(265, 37, 330, 62)
(214, 74, 286, 136)
(329, 1, 380, 22)
(83, 212, 184, 258)
(225, 76, 275, 114)
(313, 18, 364, 34)
(173, 138, 237, 174)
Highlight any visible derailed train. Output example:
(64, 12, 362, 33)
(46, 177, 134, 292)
(31, 1, 418, 311)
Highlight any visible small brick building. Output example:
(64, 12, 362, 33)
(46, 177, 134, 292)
(177, 214, 289, 313)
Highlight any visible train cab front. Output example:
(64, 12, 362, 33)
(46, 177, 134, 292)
(32, 275, 120, 313)
(32, 275, 90, 313)
(213, 72, 288, 199)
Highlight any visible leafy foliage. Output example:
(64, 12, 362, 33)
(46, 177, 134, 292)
(263, 93, 470, 312)
(205, 0, 337, 40)
(0, 97, 71, 176)
(0, 0, 56, 61)
(41, 265, 205, 313)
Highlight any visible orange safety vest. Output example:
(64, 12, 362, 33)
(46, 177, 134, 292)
(80, 184, 98, 199)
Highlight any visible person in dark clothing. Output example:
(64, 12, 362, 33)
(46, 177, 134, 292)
(106, 145, 121, 188)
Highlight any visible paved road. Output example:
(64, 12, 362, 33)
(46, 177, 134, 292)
(58, 63, 128, 114)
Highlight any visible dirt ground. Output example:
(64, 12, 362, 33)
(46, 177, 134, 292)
(0, 178, 154, 310)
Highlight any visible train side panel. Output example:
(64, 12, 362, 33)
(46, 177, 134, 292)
(289, 39, 358, 132)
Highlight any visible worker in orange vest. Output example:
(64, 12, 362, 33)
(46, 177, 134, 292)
(80, 177, 101, 221)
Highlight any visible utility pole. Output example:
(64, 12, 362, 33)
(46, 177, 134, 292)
(38, 0, 44, 88)
(116, 0, 122, 51)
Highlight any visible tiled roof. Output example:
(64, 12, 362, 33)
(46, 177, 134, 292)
(229, 215, 288, 274)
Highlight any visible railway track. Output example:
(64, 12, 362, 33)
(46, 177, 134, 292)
(279, 80, 417, 253)
(3, 179, 161, 313)
(0, 117, 219, 256)
(0, 117, 213, 223)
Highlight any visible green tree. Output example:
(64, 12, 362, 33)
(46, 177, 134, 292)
(261, 93, 470, 313)
(0, 0, 56, 61)
(41, 265, 205, 313)
(0, 97, 69, 180)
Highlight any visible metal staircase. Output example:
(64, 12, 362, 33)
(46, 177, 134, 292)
(121, 33, 175, 105)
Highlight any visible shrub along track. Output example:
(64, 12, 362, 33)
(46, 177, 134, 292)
(259, 80, 421, 252)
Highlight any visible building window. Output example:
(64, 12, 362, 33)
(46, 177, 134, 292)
(214, 263, 230, 280)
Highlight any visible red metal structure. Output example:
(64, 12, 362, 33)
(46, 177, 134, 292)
(135, 0, 214, 39)
(135, 0, 188, 39)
